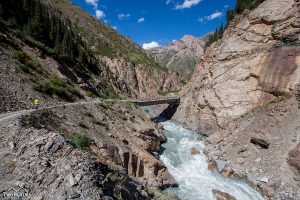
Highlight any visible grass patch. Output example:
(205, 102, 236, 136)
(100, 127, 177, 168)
(13, 50, 45, 76)
(0, 31, 46, 80)
(181, 74, 192, 84)
(33, 76, 82, 102)
(85, 90, 98, 98)
(159, 90, 180, 96)
(159, 91, 170, 96)
(72, 133, 91, 150)
(103, 90, 120, 99)
(107, 171, 118, 182)
(0, 31, 19, 49)
(84, 112, 94, 118)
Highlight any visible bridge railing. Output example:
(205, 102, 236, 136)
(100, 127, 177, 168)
(130, 96, 180, 102)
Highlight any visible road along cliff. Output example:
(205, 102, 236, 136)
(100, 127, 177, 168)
(0, 0, 182, 114)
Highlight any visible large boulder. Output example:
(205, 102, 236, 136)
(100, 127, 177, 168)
(212, 189, 237, 200)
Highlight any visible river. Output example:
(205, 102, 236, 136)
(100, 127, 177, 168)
(144, 105, 265, 200)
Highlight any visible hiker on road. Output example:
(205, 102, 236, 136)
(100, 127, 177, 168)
(33, 99, 39, 109)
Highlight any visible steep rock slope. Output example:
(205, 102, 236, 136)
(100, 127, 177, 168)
(174, 0, 300, 199)
(0, 0, 181, 115)
(150, 35, 208, 82)
(41, 0, 181, 98)
(176, 0, 300, 132)
(0, 100, 176, 199)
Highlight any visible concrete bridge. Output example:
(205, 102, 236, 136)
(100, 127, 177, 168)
(130, 96, 180, 106)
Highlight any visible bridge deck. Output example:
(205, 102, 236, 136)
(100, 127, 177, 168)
(130, 97, 180, 106)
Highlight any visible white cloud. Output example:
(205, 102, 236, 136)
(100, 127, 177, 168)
(175, 0, 202, 10)
(85, 0, 98, 8)
(142, 41, 160, 50)
(166, 0, 173, 4)
(138, 18, 145, 23)
(224, 5, 230, 8)
(118, 13, 131, 20)
(199, 11, 223, 22)
(95, 9, 105, 19)
(112, 26, 117, 30)
(85, 0, 106, 20)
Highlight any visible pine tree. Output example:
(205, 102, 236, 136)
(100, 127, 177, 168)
(220, 23, 224, 36)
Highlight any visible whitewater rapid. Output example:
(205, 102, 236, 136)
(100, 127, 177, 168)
(159, 120, 265, 200)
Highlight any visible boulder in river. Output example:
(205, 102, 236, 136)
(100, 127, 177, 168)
(212, 189, 237, 200)
(221, 167, 233, 178)
(208, 161, 216, 171)
(191, 147, 200, 155)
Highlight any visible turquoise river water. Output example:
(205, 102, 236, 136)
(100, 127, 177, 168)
(157, 119, 265, 200)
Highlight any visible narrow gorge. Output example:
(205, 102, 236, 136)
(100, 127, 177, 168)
(0, 0, 299, 200)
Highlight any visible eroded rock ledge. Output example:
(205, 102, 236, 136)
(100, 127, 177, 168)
(0, 100, 176, 199)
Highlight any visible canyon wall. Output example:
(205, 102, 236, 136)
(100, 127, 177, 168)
(174, 0, 300, 198)
(175, 0, 300, 132)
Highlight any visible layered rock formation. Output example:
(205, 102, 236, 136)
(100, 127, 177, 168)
(0, 100, 176, 199)
(150, 35, 208, 82)
(174, 0, 300, 198)
(175, 0, 300, 132)
(0, 0, 181, 116)
(102, 57, 181, 98)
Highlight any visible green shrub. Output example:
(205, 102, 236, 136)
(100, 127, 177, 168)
(12, 50, 45, 76)
(98, 78, 121, 99)
(85, 90, 98, 98)
(206, 23, 224, 47)
(144, 109, 150, 113)
(159, 91, 170, 96)
(84, 112, 94, 118)
(0, 32, 19, 49)
(236, 0, 264, 14)
(72, 133, 91, 149)
(107, 171, 118, 182)
(33, 76, 82, 101)
(103, 90, 120, 99)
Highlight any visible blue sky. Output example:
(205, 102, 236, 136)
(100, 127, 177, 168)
(70, 0, 236, 49)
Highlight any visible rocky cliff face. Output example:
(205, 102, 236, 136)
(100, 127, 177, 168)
(102, 57, 181, 98)
(150, 35, 208, 82)
(174, 0, 300, 198)
(176, 0, 300, 132)
(0, 0, 181, 115)
(41, 0, 181, 99)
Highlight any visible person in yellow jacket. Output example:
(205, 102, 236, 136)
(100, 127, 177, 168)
(33, 98, 40, 109)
